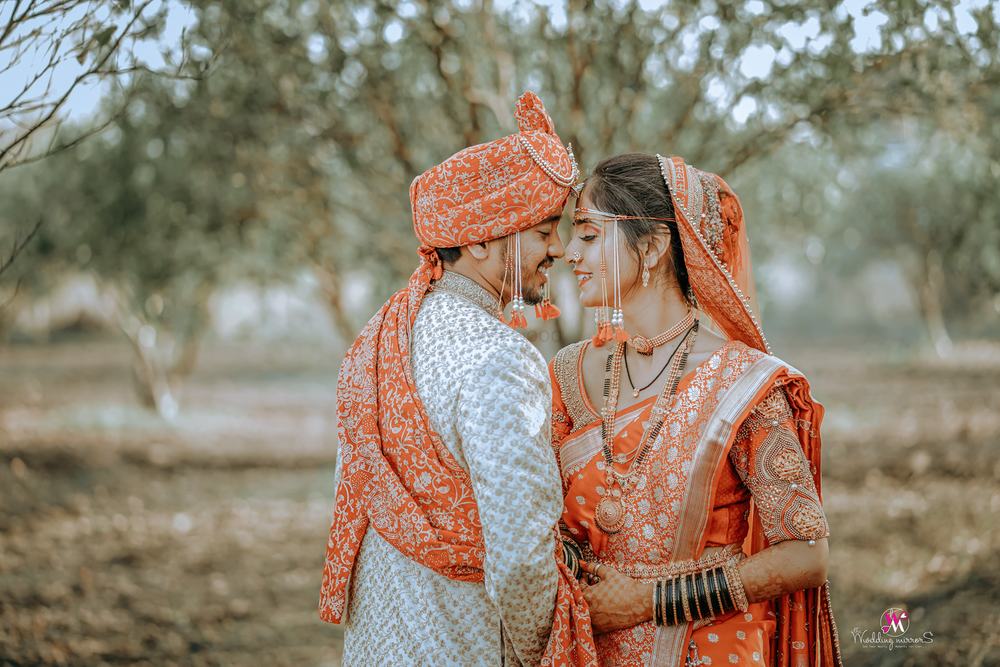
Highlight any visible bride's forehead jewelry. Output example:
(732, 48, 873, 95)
(574, 207, 676, 224)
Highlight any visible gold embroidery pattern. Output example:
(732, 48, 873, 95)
(731, 388, 829, 544)
(430, 271, 501, 319)
(553, 341, 599, 434)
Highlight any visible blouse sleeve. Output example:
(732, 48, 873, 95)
(729, 385, 830, 546)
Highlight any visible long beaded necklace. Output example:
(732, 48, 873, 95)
(595, 320, 700, 535)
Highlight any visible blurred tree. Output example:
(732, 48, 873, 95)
(4, 0, 999, 415)
(270, 0, 1000, 342)
(1, 0, 218, 174)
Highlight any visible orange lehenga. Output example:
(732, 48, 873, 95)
(551, 339, 842, 667)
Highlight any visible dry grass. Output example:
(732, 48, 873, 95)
(1, 338, 998, 666)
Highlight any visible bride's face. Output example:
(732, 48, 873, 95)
(563, 191, 641, 308)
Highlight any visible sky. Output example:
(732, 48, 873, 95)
(0, 0, 198, 126)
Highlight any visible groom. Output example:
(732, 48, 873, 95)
(319, 92, 595, 667)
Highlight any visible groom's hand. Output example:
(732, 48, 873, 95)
(578, 561, 654, 634)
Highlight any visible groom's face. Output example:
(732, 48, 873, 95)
(498, 215, 566, 306)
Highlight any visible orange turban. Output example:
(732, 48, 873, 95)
(410, 91, 577, 255)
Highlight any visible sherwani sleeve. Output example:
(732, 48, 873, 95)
(457, 346, 563, 667)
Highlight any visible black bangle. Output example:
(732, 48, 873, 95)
(714, 567, 734, 613)
(694, 570, 709, 620)
(654, 581, 662, 625)
(673, 575, 684, 625)
(683, 574, 695, 621)
(705, 567, 718, 618)
(560, 538, 583, 579)
(663, 579, 674, 625)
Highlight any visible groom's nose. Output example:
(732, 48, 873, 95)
(548, 228, 565, 259)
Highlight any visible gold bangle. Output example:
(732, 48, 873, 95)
(691, 572, 703, 620)
(671, 577, 681, 625)
(680, 574, 693, 622)
(724, 557, 749, 613)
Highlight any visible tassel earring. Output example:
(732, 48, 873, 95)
(499, 236, 512, 323)
(592, 220, 614, 346)
(534, 270, 561, 321)
(612, 221, 630, 343)
(509, 232, 528, 329)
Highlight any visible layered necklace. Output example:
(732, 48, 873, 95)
(595, 314, 700, 535)
(627, 309, 695, 356)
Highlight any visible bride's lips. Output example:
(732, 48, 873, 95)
(574, 269, 592, 287)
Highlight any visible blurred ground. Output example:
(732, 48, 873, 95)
(1, 335, 999, 666)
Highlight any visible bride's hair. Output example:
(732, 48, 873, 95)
(584, 153, 693, 305)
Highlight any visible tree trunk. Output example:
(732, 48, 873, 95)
(312, 263, 358, 344)
(919, 249, 952, 358)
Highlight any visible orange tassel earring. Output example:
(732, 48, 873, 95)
(535, 269, 561, 321)
(592, 220, 611, 346)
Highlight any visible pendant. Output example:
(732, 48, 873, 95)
(596, 490, 626, 534)
(633, 389, 640, 398)
(631, 335, 654, 356)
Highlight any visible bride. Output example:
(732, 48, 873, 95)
(551, 153, 842, 666)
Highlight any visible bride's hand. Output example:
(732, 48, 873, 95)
(578, 560, 654, 634)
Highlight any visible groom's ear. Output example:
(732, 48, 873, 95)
(467, 241, 491, 260)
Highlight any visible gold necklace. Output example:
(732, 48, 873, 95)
(595, 321, 699, 535)
(627, 310, 695, 356)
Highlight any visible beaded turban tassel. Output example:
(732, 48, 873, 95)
(503, 93, 579, 327)
(409, 91, 577, 329)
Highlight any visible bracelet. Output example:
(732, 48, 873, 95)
(654, 580, 662, 626)
(655, 563, 750, 626)
(703, 568, 717, 618)
(663, 578, 672, 626)
(696, 569, 711, 618)
(710, 567, 726, 614)
(560, 536, 583, 580)
(681, 573, 693, 622)
(724, 556, 750, 613)
(714, 566, 732, 611)
(690, 573, 704, 620)
(672, 576, 683, 625)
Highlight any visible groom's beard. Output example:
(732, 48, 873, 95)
(521, 258, 554, 306)
(496, 256, 554, 306)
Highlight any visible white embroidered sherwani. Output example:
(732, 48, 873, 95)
(340, 271, 563, 667)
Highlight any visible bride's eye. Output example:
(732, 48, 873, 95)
(579, 234, 597, 242)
